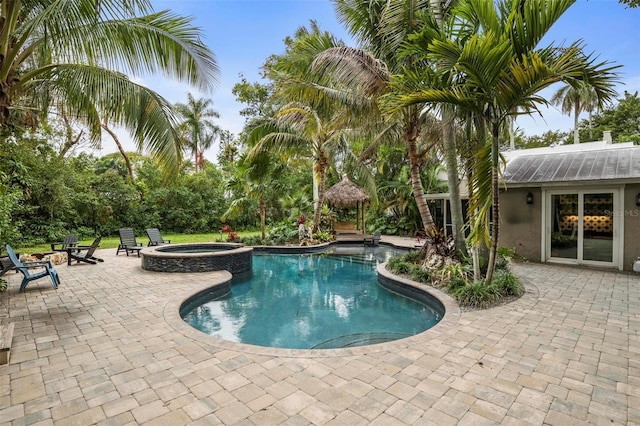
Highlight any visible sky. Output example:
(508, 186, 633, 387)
(99, 0, 640, 160)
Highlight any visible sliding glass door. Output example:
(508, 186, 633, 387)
(547, 190, 617, 266)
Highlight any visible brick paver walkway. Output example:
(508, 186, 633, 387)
(0, 242, 638, 425)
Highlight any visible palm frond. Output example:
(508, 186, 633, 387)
(29, 64, 182, 174)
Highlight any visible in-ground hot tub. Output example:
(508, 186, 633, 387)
(141, 243, 252, 275)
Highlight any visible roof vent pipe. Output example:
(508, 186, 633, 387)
(603, 130, 612, 144)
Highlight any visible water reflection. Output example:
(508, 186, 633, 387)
(183, 245, 441, 349)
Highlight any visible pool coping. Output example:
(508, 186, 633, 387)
(163, 253, 461, 358)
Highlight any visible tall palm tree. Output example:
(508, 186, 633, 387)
(551, 81, 598, 144)
(174, 93, 221, 172)
(312, 0, 461, 238)
(0, 0, 219, 175)
(387, 0, 619, 283)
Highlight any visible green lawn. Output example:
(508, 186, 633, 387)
(18, 231, 261, 254)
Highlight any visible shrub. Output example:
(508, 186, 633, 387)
(312, 231, 333, 243)
(453, 280, 500, 309)
(387, 258, 411, 274)
(402, 250, 425, 264)
(445, 276, 469, 293)
(492, 269, 524, 297)
(410, 265, 432, 283)
(241, 235, 264, 246)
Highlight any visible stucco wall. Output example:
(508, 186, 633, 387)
(498, 188, 541, 262)
(623, 184, 640, 271)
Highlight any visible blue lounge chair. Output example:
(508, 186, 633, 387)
(5, 245, 60, 292)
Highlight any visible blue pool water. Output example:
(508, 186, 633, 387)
(181, 245, 443, 349)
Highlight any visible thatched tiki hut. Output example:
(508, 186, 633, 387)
(323, 176, 370, 233)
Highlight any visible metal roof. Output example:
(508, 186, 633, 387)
(503, 146, 640, 185)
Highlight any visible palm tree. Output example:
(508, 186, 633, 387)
(250, 22, 374, 233)
(387, 0, 619, 283)
(248, 102, 357, 233)
(551, 81, 598, 144)
(0, 0, 219, 175)
(312, 0, 461, 238)
(174, 93, 221, 172)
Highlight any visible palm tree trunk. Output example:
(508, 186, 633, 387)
(102, 123, 135, 184)
(573, 101, 580, 144)
(430, 3, 465, 254)
(442, 108, 467, 256)
(485, 122, 501, 284)
(259, 198, 266, 241)
(312, 153, 328, 233)
(406, 117, 435, 232)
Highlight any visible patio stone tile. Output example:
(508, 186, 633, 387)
(348, 395, 387, 420)
(214, 400, 253, 424)
(101, 395, 139, 417)
(130, 397, 169, 423)
(182, 397, 218, 420)
(327, 410, 368, 426)
(246, 393, 277, 412)
(386, 400, 424, 424)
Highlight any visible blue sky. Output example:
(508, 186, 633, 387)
(117, 0, 640, 158)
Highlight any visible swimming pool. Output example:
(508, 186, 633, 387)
(181, 245, 444, 349)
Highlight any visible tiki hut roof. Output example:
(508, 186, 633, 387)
(323, 176, 370, 208)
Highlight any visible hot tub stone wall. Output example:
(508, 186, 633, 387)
(142, 246, 252, 275)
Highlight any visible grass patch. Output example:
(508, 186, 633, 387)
(16, 231, 261, 254)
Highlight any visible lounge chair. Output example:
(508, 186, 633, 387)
(67, 237, 103, 265)
(50, 234, 78, 252)
(116, 228, 143, 257)
(146, 228, 171, 246)
(5, 244, 60, 292)
(364, 232, 381, 246)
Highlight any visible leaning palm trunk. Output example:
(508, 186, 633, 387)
(407, 128, 435, 232)
(102, 123, 135, 184)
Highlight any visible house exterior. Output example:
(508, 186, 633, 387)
(500, 133, 640, 271)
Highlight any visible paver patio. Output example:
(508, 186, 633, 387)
(0, 239, 638, 425)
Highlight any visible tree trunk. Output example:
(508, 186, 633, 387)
(573, 101, 580, 144)
(406, 115, 435, 233)
(312, 152, 328, 234)
(102, 123, 135, 184)
(485, 123, 501, 284)
(431, 2, 464, 253)
(259, 198, 266, 241)
(442, 107, 467, 256)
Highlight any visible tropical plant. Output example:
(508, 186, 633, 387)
(312, 0, 447, 237)
(0, 0, 219, 176)
(386, 0, 619, 283)
(251, 22, 374, 234)
(551, 81, 598, 144)
(174, 93, 221, 172)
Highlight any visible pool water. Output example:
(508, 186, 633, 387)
(181, 245, 443, 349)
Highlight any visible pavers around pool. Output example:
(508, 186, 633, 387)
(0, 238, 638, 425)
